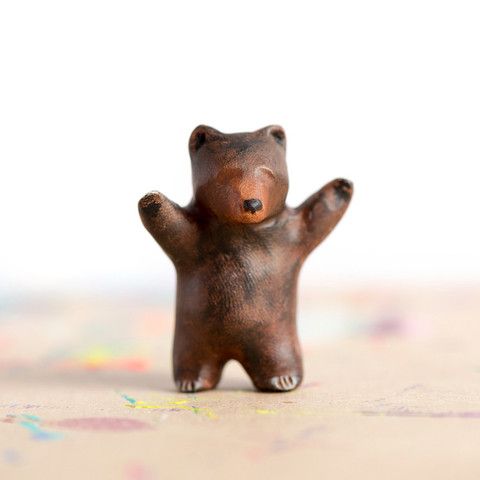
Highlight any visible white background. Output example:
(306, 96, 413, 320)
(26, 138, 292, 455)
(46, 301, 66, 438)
(1, 0, 479, 294)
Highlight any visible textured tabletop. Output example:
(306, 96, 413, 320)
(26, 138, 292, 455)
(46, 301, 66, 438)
(1, 286, 479, 479)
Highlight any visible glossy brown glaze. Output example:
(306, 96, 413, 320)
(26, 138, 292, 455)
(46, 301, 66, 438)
(139, 125, 353, 392)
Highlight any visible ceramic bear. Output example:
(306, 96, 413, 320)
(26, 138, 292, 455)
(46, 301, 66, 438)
(139, 125, 353, 392)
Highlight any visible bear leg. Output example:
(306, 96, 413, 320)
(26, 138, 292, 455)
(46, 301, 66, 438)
(241, 341, 303, 393)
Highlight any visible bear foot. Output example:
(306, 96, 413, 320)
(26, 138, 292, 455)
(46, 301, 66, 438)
(175, 378, 216, 393)
(256, 374, 302, 392)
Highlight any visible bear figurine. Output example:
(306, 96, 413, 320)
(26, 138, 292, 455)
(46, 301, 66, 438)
(139, 125, 353, 393)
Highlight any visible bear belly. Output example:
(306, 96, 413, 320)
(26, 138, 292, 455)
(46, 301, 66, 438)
(175, 253, 299, 336)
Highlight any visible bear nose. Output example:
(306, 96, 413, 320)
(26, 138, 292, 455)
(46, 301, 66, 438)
(243, 198, 263, 214)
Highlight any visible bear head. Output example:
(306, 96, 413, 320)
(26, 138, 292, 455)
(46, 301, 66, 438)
(188, 125, 289, 224)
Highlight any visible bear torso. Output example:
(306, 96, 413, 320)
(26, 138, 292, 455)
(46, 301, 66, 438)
(174, 207, 304, 353)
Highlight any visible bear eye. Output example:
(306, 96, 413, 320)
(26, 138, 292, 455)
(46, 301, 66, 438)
(270, 128, 285, 146)
(194, 131, 207, 151)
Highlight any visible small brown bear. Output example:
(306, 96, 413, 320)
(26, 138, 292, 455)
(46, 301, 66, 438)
(139, 125, 353, 393)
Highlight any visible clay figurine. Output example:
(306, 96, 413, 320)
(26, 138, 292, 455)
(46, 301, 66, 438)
(139, 125, 353, 392)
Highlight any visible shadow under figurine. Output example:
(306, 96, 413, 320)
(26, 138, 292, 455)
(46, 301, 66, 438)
(139, 125, 353, 393)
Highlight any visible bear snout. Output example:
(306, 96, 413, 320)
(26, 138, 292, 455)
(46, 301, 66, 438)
(243, 198, 263, 214)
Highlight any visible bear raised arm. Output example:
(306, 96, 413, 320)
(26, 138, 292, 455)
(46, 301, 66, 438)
(139, 125, 353, 393)
(295, 177, 353, 255)
(138, 191, 199, 265)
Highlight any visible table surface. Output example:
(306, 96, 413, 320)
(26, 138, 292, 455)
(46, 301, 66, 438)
(1, 285, 480, 479)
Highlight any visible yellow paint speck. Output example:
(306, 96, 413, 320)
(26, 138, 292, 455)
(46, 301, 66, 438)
(123, 397, 217, 419)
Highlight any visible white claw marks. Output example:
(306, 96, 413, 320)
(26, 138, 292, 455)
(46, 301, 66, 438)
(176, 379, 201, 393)
(270, 375, 301, 391)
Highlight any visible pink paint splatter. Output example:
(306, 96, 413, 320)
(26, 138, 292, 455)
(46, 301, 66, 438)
(302, 381, 321, 389)
(125, 463, 154, 480)
(52, 417, 152, 431)
(361, 409, 480, 419)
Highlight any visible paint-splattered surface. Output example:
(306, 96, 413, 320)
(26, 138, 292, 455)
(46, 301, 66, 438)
(1, 286, 480, 479)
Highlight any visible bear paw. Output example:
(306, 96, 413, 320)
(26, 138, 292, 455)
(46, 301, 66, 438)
(333, 178, 353, 203)
(138, 191, 163, 218)
(176, 378, 212, 393)
(256, 374, 302, 392)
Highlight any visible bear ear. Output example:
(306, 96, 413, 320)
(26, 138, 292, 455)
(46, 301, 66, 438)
(265, 125, 286, 147)
(189, 125, 222, 153)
